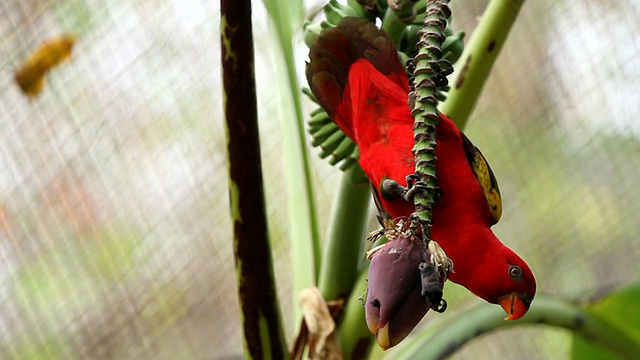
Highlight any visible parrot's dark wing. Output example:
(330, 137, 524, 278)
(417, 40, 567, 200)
(461, 132, 502, 224)
(371, 182, 393, 226)
(306, 17, 408, 141)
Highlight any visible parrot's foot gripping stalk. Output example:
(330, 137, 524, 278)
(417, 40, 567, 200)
(381, 174, 442, 204)
(418, 237, 453, 313)
(419, 261, 447, 313)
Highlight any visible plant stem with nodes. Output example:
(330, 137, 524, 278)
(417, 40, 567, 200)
(408, 0, 454, 279)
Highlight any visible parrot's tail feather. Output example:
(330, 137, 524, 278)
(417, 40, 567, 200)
(306, 17, 408, 142)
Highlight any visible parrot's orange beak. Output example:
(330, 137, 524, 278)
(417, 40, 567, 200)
(498, 292, 532, 320)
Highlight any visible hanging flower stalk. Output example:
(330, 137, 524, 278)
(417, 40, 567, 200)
(407, 0, 454, 299)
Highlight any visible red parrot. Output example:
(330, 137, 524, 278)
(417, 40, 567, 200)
(306, 17, 536, 346)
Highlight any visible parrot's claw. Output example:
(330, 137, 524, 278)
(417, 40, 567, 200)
(432, 298, 447, 313)
(418, 261, 442, 297)
(418, 239, 453, 315)
(419, 261, 447, 313)
(405, 173, 421, 186)
(406, 174, 445, 201)
(403, 182, 429, 202)
(403, 174, 429, 202)
(380, 174, 431, 203)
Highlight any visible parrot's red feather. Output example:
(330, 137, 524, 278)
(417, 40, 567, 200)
(306, 17, 535, 310)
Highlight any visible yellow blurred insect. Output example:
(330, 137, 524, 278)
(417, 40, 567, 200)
(14, 34, 76, 97)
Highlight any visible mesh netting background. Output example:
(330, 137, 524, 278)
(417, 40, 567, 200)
(0, 0, 638, 359)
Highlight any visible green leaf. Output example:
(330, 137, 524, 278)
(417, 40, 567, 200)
(589, 284, 640, 344)
(261, 0, 302, 47)
(261, 0, 321, 322)
(572, 283, 640, 360)
(572, 338, 620, 360)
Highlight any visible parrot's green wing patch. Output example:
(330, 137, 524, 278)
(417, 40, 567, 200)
(461, 133, 502, 224)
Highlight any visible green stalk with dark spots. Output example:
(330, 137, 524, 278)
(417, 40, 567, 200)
(221, 0, 288, 357)
(440, 0, 525, 129)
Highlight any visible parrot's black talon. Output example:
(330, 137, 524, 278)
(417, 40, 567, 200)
(405, 173, 421, 187)
(420, 261, 447, 313)
(419, 261, 442, 296)
(381, 175, 430, 202)
(432, 298, 447, 313)
(431, 291, 443, 308)
(403, 173, 429, 202)
(403, 181, 429, 202)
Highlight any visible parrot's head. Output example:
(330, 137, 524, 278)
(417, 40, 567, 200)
(487, 249, 536, 320)
(496, 254, 536, 320)
(443, 225, 537, 321)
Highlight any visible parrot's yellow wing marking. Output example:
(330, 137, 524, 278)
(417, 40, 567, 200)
(461, 133, 502, 224)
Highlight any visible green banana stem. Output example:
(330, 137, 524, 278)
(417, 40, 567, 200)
(337, 268, 375, 360)
(221, 0, 288, 357)
(346, 0, 367, 18)
(318, 165, 371, 302)
(440, 0, 526, 128)
(382, 0, 418, 45)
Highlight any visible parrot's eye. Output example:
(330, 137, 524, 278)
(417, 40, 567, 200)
(508, 265, 522, 282)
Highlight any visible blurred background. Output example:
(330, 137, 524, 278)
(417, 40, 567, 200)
(0, 0, 638, 359)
